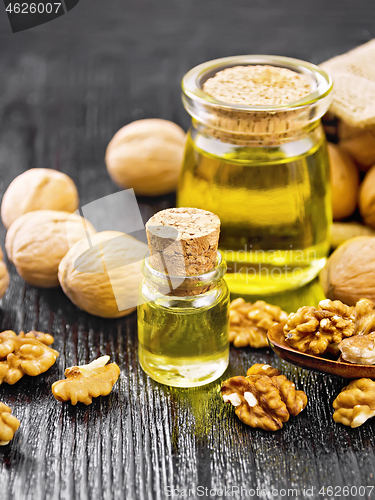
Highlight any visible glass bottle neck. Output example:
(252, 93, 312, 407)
(142, 251, 226, 297)
(190, 116, 323, 148)
(190, 119, 326, 163)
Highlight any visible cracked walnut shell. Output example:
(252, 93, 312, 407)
(229, 298, 287, 348)
(333, 379, 375, 428)
(0, 403, 20, 446)
(52, 355, 120, 405)
(221, 364, 307, 431)
(0, 330, 59, 385)
(283, 298, 375, 355)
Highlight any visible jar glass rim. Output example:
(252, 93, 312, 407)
(182, 54, 333, 113)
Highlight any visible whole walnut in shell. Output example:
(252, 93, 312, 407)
(327, 143, 359, 220)
(0, 247, 9, 299)
(1, 168, 79, 229)
(359, 164, 375, 228)
(320, 236, 375, 306)
(105, 119, 186, 196)
(339, 127, 375, 171)
(330, 222, 375, 249)
(58, 231, 148, 318)
(6, 210, 96, 288)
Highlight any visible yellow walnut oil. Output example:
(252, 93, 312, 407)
(138, 276, 230, 388)
(177, 124, 332, 297)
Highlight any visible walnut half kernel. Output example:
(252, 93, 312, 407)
(283, 298, 375, 356)
(339, 331, 375, 365)
(52, 355, 120, 406)
(333, 379, 375, 428)
(221, 364, 307, 431)
(0, 402, 20, 446)
(0, 330, 59, 385)
(229, 298, 287, 348)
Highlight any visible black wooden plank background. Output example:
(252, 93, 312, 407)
(0, 1, 375, 499)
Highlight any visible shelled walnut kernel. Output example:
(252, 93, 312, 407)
(0, 403, 20, 446)
(17, 330, 54, 346)
(283, 298, 375, 355)
(52, 356, 120, 405)
(221, 364, 307, 431)
(338, 331, 375, 365)
(333, 379, 375, 428)
(229, 298, 287, 348)
(0, 330, 59, 385)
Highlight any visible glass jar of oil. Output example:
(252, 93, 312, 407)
(137, 252, 229, 387)
(178, 55, 333, 298)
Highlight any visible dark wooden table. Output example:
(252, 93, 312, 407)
(0, 1, 375, 499)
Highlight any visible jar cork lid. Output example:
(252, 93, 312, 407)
(145, 207, 220, 277)
(203, 65, 312, 106)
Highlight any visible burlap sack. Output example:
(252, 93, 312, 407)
(321, 39, 375, 129)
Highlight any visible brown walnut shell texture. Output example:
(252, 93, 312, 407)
(1, 168, 79, 230)
(320, 236, 375, 306)
(6, 210, 96, 288)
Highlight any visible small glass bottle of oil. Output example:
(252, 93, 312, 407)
(137, 207, 230, 387)
(178, 56, 333, 299)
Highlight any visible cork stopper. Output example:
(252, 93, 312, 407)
(198, 64, 316, 146)
(203, 65, 312, 106)
(145, 207, 220, 278)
